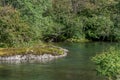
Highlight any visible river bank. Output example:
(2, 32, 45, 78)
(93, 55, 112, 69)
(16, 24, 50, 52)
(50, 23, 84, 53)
(0, 45, 68, 63)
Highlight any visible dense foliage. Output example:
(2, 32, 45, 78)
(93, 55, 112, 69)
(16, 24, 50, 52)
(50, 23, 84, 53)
(0, 6, 32, 47)
(0, 0, 120, 46)
(92, 47, 120, 80)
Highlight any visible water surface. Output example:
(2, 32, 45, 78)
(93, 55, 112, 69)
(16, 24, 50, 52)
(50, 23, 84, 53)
(0, 42, 119, 80)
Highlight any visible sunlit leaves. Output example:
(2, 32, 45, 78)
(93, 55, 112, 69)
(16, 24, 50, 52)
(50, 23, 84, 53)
(92, 47, 120, 79)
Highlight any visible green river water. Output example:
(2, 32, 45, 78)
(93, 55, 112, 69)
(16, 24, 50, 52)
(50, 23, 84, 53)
(0, 42, 119, 80)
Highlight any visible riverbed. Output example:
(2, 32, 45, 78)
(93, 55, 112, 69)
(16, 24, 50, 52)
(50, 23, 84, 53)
(0, 42, 119, 80)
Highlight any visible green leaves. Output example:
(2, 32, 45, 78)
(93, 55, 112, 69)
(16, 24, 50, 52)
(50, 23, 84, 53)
(0, 0, 120, 46)
(84, 16, 114, 41)
(92, 47, 120, 79)
(0, 6, 31, 47)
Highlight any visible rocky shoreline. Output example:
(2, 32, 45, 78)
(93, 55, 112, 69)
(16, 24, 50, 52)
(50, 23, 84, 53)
(0, 49, 68, 64)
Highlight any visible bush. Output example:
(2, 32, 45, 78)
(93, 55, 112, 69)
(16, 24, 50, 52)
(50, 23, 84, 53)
(42, 22, 66, 42)
(0, 0, 53, 41)
(84, 16, 114, 41)
(0, 6, 32, 47)
(0, 0, 120, 44)
(92, 47, 120, 80)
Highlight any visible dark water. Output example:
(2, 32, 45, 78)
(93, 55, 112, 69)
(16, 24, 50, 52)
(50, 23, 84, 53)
(0, 42, 119, 80)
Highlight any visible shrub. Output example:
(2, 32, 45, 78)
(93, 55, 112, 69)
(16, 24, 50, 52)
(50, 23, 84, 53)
(92, 47, 120, 80)
(0, 0, 53, 41)
(84, 16, 114, 41)
(0, 6, 32, 47)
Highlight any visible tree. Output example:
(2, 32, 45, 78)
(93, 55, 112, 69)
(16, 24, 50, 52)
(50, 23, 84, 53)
(0, 6, 31, 47)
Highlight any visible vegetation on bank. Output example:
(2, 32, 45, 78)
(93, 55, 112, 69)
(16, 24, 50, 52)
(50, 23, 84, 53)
(0, 0, 120, 47)
(0, 45, 65, 57)
(92, 47, 120, 80)
(66, 38, 90, 43)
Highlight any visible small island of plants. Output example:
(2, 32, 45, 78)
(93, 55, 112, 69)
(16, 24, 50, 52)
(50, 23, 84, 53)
(0, 44, 68, 63)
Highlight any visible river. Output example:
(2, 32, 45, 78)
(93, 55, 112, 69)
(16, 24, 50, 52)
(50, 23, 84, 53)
(0, 42, 119, 80)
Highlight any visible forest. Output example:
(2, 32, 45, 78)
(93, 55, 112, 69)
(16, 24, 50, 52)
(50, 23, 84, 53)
(0, 0, 120, 47)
